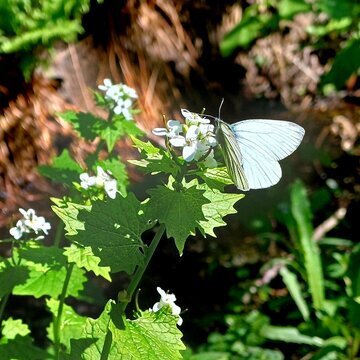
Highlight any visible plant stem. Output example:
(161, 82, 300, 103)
(54, 263, 74, 360)
(99, 224, 166, 360)
(120, 223, 166, 314)
(53, 221, 64, 248)
(0, 294, 9, 331)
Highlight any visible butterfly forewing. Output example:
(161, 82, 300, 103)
(216, 119, 249, 191)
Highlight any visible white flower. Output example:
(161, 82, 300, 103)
(152, 120, 183, 138)
(98, 79, 137, 120)
(80, 173, 97, 189)
(152, 287, 182, 326)
(10, 208, 51, 240)
(79, 167, 118, 199)
(152, 108, 217, 167)
(9, 220, 28, 240)
(181, 109, 210, 124)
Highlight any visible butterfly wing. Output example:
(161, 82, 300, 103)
(230, 119, 305, 189)
(216, 119, 249, 191)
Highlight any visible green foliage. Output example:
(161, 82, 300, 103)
(190, 179, 360, 359)
(65, 302, 185, 360)
(1, 86, 248, 359)
(220, 0, 360, 91)
(70, 193, 154, 274)
(38, 149, 83, 187)
(0, 0, 100, 78)
(147, 178, 210, 254)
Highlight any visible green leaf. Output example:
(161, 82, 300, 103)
(0, 261, 29, 298)
(198, 183, 244, 237)
(321, 39, 360, 90)
(68, 301, 185, 360)
(38, 149, 83, 187)
(220, 6, 278, 56)
(199, 166, 234, 190)
(52, 198, 90, 236)
(0, 336, 49, 360)
(46, 299, 87, 351)
(315, 0, 360, 19)
(261, 325, 324, 346)
(278, 0, 311, 19)
(130, 137, 180, 177)
(279, 266, 310, 321)
(96, 157, 128, 197)
(13, 246, 86, 298)
(71, 193, 154, 274)
(1, 318, 30, 339)
(64, 244, 111, 281)
(147, 178, 210, 254)
(59, 111, 100, 141)
(290, 180, 325, 311)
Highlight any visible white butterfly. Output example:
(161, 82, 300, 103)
(216, 118, 305, 191)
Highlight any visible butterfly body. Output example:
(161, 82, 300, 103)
(216, 118, 305, 191)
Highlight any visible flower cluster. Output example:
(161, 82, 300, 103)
(152, 109, 217, 167)
(152, 287, 183, 326)
(10, 208, 51, 240)
(98, 79, 138, 120)
(80, 166, 118, 199)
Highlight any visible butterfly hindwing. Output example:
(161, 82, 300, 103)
(229, 119, 305, 189)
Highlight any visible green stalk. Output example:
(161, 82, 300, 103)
(99, 224, 166, 360)
(54, 263, 74, 360)
(0, 294, 10, 331)
(53, 221, 64, 248)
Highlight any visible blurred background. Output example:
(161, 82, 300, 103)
(0, 0, 359, 358)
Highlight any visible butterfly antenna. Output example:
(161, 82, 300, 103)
(218, 98, 224, 120)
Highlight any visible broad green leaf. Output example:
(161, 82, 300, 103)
(52, 198, 90, 236)
(38, 149, 83, 187)
(13, 246, 86, 298)
(199, 166, 233, 190)
(321, 39, 360, 90)
(64, 244, 111, 281)
(147, 178, 210, 254)
(220, 6, 278, 56)
(315, 0, 360, 19)
(46, 299, 87, 350)
(96, 157, 128, 197)
(71, 193, 153, 274)
(0, 336, 49, 360)
(96, 120, 125, 152)
(261, 325, 324, 346)
(68, 301, 185, 360)
(0, 261, 29, 298)
(290, 180, 325, 311)
(130, 137, 180, 177)
(1, 318, 30, 339)
(278, 0, 311, 19)
(198, 183, 244, 237)
(59, 111, 100, 141)
(279, 266, 310, 321)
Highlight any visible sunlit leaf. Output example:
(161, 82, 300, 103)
(1, 318, 30, 339)
(64, 244, 111, 281)
(38, 149, 83, 187)
(13, 246, 86, 298)
(66, 301, 185, 360)
(46, 299, 87, 350)
(147, 178, 209, 254)
(71, 193, 154, 274)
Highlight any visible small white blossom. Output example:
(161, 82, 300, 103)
(98, 79, 137, 120)
(79, 166, 118, 199)
(10, 208, 51, 240)
(152, 109, 217, 166)
(152, 287, 183, 326)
